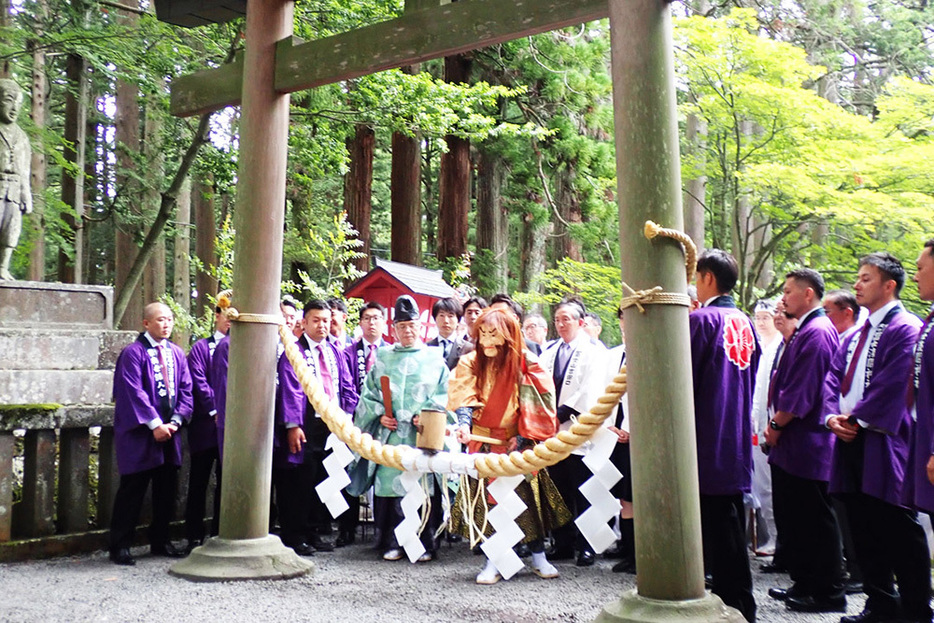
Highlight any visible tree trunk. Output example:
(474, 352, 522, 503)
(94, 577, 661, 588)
(143, 87, 166, 303)
(437, 54, 472, 263)
(84, 114, 101, 284)
(343, 124, 374, 273)
(173, 176, 191, 346)
(0, 0, 10, 78)
(520, 191, 549, 305)
(475, 148, 507, 294)
(57, 54, 88, 284)
(553, 163, 583, 262)
(683, 111, 706, 252)
(193, 174, 217, 316)
(114, 9, 142, 328)
(26, 9, 48, 281)
(391, 130, 422, 265)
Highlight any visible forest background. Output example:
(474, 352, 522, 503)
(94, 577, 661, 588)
(1, 0, 932, 347)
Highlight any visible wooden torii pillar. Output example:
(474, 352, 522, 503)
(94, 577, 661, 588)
(163, 1, 744, 620)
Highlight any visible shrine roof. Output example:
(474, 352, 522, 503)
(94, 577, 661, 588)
(344, 258, 457, 300)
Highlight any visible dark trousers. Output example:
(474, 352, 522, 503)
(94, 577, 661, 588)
(109, 464, 178, 551)
(771, 464, 845, 597)
(184, 446, 221, 542)
(338, 491, 360, 536)
(700, 494, 756, 623)
(374, 490, 441, 554)
(273, 462, 314, 547)
(307, 448, 331, 535)
(840, 492, 932, 621)
(549, 453, 593, 554)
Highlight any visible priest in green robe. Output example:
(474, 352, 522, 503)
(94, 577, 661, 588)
(354, 295, 454, 562)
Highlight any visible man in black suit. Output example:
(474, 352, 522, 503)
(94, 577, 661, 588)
(338, 301, 388, 546)
(427, 297, 470, 370)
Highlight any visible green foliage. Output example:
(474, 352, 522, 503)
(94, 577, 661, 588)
(676, 9, 934, 310)
(291, 211, 366, 301)
(513, 258, 623, 345)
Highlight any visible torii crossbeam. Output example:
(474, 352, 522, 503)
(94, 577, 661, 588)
(165, 1, 744, 621)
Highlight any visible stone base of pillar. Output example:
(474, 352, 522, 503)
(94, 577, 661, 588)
(595, 589, 745, 623)
(169, 534, 313, 582)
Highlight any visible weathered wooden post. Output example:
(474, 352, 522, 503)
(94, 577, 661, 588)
(597, 0, 743, 620)
(170, 0, 312, 580)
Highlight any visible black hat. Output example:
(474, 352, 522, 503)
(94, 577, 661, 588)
(394, 295, 419, 322)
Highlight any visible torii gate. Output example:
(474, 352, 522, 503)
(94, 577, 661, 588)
(163, 1, 741, 621)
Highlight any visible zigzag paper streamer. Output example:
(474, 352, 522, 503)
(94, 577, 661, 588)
(575, 426, 622, 554)
(315, 433, 354, 518)
(479, 475, 526, 580)
(394, 470, 428, 562)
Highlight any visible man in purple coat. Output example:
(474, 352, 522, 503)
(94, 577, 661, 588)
(824, 252, 931, 623)
(908, 240, 934, 518)
(109, 302, 193, 565)
(690, 249, 759, 622)
(183, 305, 230, 552)
(210, 334, 230, 460)
(763, 268, 846, 613)
(274, 299, 359, 556)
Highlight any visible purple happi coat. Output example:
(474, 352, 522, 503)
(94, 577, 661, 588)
(905, 312, 934, 513)
(824, 309, 921, 506)
(112, 334, 193, 475)
(768, 311, 839, 481)
(210, 336, 230, 460)
(690, 296, 761, 495)
(187, 336, 220, 454)
(274, 335, 359, 467)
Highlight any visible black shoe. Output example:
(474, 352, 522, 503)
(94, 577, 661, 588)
(150, 542, 186, 558)
(840, 609, 899, 623)
(335, 531, 355, 547)
(612, 558, 636, 574)
(760, 561, 787, 573)
(576, 551, 595, 567)
(445, 532, 462, 543)
(310, 536, 334, 552)
(786, 594, 847, 613)
(288, 542, 316, 556)
(604, 542, 626, 559)
(184, 539, 202, 555)
(768, 586, 799, 601)
(547, 546, 575, 561)
(109, 548, 135, 566)
(514, 543, 532, 558)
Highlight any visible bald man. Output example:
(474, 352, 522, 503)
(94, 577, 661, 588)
(108, 303, 193, 565)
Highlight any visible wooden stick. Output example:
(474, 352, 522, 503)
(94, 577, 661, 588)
(380, 376, 393, 420)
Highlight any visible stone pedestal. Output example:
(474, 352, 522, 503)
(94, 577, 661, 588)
(596, 590, 745, 623)
(169, 535, 313, 581)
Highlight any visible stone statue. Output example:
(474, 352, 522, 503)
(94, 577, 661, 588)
(0, 79, 32, 281)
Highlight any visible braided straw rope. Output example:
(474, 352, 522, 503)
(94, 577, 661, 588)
(644, 220, 698, 284)
(277, 321, 628, 479)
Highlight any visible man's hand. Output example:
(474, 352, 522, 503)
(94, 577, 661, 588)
(926, 455, 934, 486)
(380, 414, 398, 431)
(153, 424, 175, 442)
(827, 415, 859, 442)
(506, 437, 518, 453)
(609, 425, 629, 444)
(455, 425, 471, 445)
(763, 424, 781, 447)
(287, 427, 306, 454)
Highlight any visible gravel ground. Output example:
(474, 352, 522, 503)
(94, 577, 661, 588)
(0, 544, 865, 623)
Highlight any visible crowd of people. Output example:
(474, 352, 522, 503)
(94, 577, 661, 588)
(105, 239, 934, 623)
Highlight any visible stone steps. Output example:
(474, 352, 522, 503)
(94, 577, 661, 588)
(0, 329, 135, 371)
(0, 369, 116, 406)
